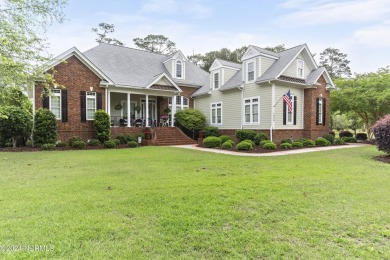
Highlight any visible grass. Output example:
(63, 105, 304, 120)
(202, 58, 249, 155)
(0, 146, 389, 259)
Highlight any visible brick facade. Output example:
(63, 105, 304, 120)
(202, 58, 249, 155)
(157, 86, 198, 117)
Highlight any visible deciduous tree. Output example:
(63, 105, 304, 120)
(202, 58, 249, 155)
(320, 48, 352, 78)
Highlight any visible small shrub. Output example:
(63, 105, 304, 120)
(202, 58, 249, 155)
(221, 141, 233, 149)
(292, 141, 303, 148)
(112, 139, 120, 146)
(334, 138, 345, 145)
(68, 136, 82, 147)
(339, 130, 353, 138)
(226, 139, 235, 146)
(87, 139, 101, 146)
(203, 136, 222, 148)
(128, 141, 138, 148)
(303, 140, 315, 147)
(104, 140, 116, 149)
(281, 138, 293, 144)
(280, 143, 292, 149)
(254, 132, 268, 145)
(72, 140, 86, 149)
(329, 131, 335, 137)
(342, 137, 357, 143)
(323, 134, 334, 144)
(219, 135, 233, 144)
(263, 142, 277, 150)
(296, 138, 307, 143)
(356, 133, 368, 141)
(175, 109, 206, 130)
(56, 141, 67, 147)
(235, 130, 257, 142)
(243, 139, 255, 149)
(116, 134, 136, 144)
(33, 108, 57, 147)
(236, 141, 252, 150)
(41, 143, 56, 151)
(203, 126, 220, 138)
(373, 115, 390, 154)
(94, 110, 111, 143)
(315, 137, 330, 146)
(260, 140, 272, 148)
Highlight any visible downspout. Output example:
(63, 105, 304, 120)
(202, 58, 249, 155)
(270, 82, 275, 142)
(238, 84, 244, 129)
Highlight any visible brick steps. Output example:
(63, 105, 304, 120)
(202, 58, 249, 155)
(152, 127, 196, 146)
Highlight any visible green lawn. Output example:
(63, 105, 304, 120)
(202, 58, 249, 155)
(0, 146, 389, 259)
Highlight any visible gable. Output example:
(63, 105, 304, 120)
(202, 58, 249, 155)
(241, 46, 261, 61)
(277, 45, 317, 80)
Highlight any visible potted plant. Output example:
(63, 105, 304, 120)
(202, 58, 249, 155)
(114, 103, 123, 110)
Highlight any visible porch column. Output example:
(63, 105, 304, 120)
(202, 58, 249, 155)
(107, 89, 111, 117)
(171, 95, 176, 127)
(145, 94, 149, 127)
(127, 93, 131, 127)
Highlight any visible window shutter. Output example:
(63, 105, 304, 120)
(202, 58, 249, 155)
(97, 92, 102, 110)
(316, 98, 319, 125)
(283, 101, 286, 125)
(293, 96, 297, 125)
(43, 96, 49, 109)
(322, 98, 326, 126)
(80, 91, 86, 122)
(61, 89, 68, 122)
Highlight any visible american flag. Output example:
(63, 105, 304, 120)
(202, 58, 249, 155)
(283, 89, 293, 112)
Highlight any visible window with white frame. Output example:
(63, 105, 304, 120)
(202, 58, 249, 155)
(86, 92, 96, 120)
(213, 72, 220, 89)
(168, 96, 189, 112)
(211, 102, 222, 125)
(297, 60, 304, 78)
(50, 89, 61, 120)
(247, 61, 255, 82)
(176, 60, 182, 78)
(318, 98, 323, 124)
(244, 97, 260, 124)
(286, 95, 295, 124)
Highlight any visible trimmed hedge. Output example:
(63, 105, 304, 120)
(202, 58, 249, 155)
(112, 139, 120, 146)
(72, 140, 86, 149)
(373, 115, 390, 154)
(280, 143, 292, 149)
(315, 137, 330, 146)
(334, 138, 345, 145)
(33, 108, 57, 147)
(68, 136, 82, 147)
(104, 140, 116, 149)
(94, 110, 111, 143)
(203, 136, 222, 148)
(339, 130, 353, 138)
(203, 126, 220, 138)
(356, 133, 368, 141)
(254, 132, 268, 145)
(56, 141, 67, 147)
(292, 141, 303, 148)
(243, 139, 255, 149)
(323, 134, 334, 144)
(342, 136, 357, 143)
(128, 141, 138, 148)
(221, 141, 233, 149)
(219, 135, 233, 144)
(260, 140, 272, 148)
(41, 143, 56, 150)
(303, 140, 315, 147)
(235, 130, 257, 142)
(226, 139, 235, 146)
(281, 138, 293, 144)
(236, 141, 252, 150)
(175, 109, 206, 130)
(263, 142, 277, 150)
(87, 139, 101, 146)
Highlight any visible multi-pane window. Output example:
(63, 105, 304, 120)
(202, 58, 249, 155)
(176, 60, 182, 78)
(211, 102, 222, 125)
(214, 72, 219, 89)
(286, 95, 295, 124)
(247, 61, 255, 82)
(50, 89, 61, 120)
(297, 60, 304, 78)
(86, 92, 96, 120)
(168, 96, 189, 112)
(244, 97, 259, 124)
(318, 98, 323, 124)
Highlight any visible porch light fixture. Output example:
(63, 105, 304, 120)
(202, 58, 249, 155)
(90, 86, 94, 91)
(54, 84, 58, 89)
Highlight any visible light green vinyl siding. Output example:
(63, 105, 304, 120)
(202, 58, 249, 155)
(273, 85, 304, 129)
(155, 77, 173, 86)
(242, 83, 272, 129)
(261, 56, 275, 76)
(164, 61, 173, 76)
(282, 54, 311, 78)
(223, 68, 238, 85)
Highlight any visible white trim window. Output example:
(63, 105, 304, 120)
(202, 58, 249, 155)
(175, 60, 183, 78)
(318, 98, 323, 124)
(286, 95, 295, 125)
(168, 96, 189, 112)
(244, 97, 260, 124)
(211, 102, 222, 125)
(213, 72, 220, 89)
(50, 89, 61, 120)
(86, 92, 96, 120)
(297, 59, 304, 78)
(247, 61, 255, 82)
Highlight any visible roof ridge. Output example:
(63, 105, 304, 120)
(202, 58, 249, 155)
(86, 43, 171, 57)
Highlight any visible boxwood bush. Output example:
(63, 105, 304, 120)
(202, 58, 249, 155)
(342, 136, 357, 143)
(334, 138, 345, 145)
(221, 141, 233, 149)
(254, 132, 268, 145)
(94, 110, 111, 143)
(68, 136, 82, 147)
(203, 136, 222, 148)
(56, 141, 67, 147)
(87, 139, 101, 146)
(281, 138, 292, 144)
(175, 109, 206, 130)
(112, 139, 120, 146)
(315, 137, 330, 146)
(235, 130, 257, 142)
(219, 135, 233, 144)
(226, 139, 235, 146)
(373, 115, 390, 154)
(41, 143, 56, 150)
(292, 141, 303, 148)
(260, 140, 272, 148)
(263, 142, 277, 150)
(203, 126, 220, 138)
(104, 140, 116, 149)
(323, 134, 334, 144)
(33, 108, 57, 147)
(236, 141, 252, 150)
(280, 143, 292, 149)
(128, 141, 138, 148)
(303, 139, 315, 147)
(356, 133, 368, 141)
(72, 140, 86, 149)
(242, 139, 255, 149)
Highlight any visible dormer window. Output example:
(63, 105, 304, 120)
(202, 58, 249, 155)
(247, 62, 254, 82)
(176, 60, 182, 78)
(214, 72, 220, 89)
(297, 59, 304, 78)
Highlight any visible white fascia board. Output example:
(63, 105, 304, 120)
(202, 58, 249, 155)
(144, 73, 182, 92)
(241, 46, 261, 61)
(323, 70, 336, 88)
(209, 59, 222, 71)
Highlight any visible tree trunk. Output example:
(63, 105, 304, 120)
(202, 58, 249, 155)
(12, 137, 17, 148)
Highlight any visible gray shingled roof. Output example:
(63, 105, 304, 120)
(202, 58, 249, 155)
(83, 44, 209, 89)
(306, 67, 325, 84)
(215, 58, 241, 69)
(220, 70, 243, 91)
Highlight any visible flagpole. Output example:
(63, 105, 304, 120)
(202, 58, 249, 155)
(273, 89, 289, 107)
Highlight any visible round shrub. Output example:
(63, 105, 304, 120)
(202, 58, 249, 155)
(303, 140, 315, 147)
(94, 110, 111, 143)
(56, 141, 67, 147)
(72, 140, 86, 149)
(342, 136, 357, 143)
(243, 139, 255, 149)
(175, 109, 206, 130)
(254, 132, 268, 145)
(203, 136, 222, 148)
(104, 140, 116, 149)
(33, 108, 57, 147)
(203, 126, 220, 138)
(236, 141, 252, 150)
(281, 138, 293, 144)
(323, 134, 334, 144)
(219, 135, 233, 144)
(226, 139, 235, 146)
(112, 139, 120, 146)
(221, 141, 233, 149)
(315, 137, 330, 146)
(260, 140, 272, 148)
(373, 115, 390, 154)
(41, 143, 56, 151)
(280, 143, 292, 149)
(235, 130, 257, 142)
(0, 106, 32, 148)
(334, 138, 345, 145)
(263, 142, 277, 150)
(356, 133, 368, 141)
(339, 130, 353, 138)
(68, 136, 82, 147)
(87, 139, 101, 146)
(292, 141, 303, 148)
(128, 141, 138, 148)
(115, 134, 134, 144)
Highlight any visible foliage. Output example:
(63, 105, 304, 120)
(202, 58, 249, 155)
(339, 130, 353, 138)
(203, 126, 220, 138)
(33, 108, 57, 147)
(242, 140, 255, 149)
(91, 22, 124, 46)
(235, 130, 257, 142)
(260, 140, 272, 148)
(254, 132, 268, 145)
(68, 136, 82, 147)
(356, 133, 368, 141)
(87, 139, 101, 146)
(0, 85, 32, 111)
(112, 139, 120, 146)
(236, 141, 252, 151)
(315, 137, 330, 146)
(331, 67, 390, 139)
(128, 141, 138, 148)
(72, 141, 86, 149)
(94, 110, 111, 143)
(332, 113, 350, 131)
(319, 47, 352, 78)
(280, 143, 292, 149)
(264, 44, 286, 53)
(175, 109, 206, 130)
(203, 136, 222, 148)
(0, 106, 32, 148)
(40, 143, 56, 151)
(115, 134, 136, 144)
(104, 140, 116, 149)
(292, 141, 304, 148)
(133, 34, 176, 54)
(334, 139, 345, 145)
(55, 141, 66, 147)
(372, 115, 390, 154)
(323, 134, 334, 145)
(221, 141, 233, 149)
(341, 137, 357, 143)
(219, 135, 232, 144)
(303, 140, 315, 147)
(281, 138, 293, 144)
(263, 142, 277, 150)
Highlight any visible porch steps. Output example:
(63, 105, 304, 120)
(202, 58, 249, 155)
(152, 127, 196, 146)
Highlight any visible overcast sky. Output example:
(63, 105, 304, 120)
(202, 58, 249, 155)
(46, 0, 390, 74)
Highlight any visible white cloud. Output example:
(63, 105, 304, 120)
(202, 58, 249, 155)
(279, 0, 390, 26)
(353, 21, 390, 47)
(141, 0, 211, 18)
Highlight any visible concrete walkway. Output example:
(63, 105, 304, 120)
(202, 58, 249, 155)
(172, 143, 371, 157)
